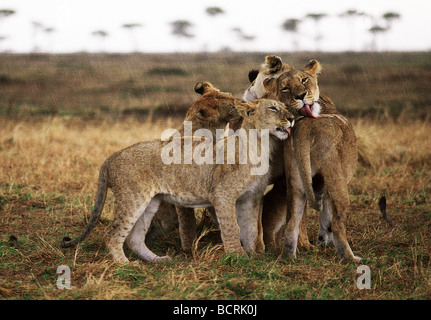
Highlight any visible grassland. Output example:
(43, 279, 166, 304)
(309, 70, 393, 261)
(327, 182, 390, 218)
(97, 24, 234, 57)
(0, 52, 430, 301)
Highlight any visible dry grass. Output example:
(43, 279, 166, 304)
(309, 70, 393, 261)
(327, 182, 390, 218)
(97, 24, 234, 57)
(0, 52, 430, 301)
(0, 115, 430, 300)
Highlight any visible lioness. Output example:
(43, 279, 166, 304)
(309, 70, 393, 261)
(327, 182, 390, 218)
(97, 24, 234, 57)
(243, 56, 311, 250)
(243, 55, 293, 102)
(247, 56, 360, 262)
(62, 90, 295, 263)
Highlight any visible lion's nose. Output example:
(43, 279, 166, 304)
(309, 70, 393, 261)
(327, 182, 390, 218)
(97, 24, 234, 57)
(295, 93, 306, 100)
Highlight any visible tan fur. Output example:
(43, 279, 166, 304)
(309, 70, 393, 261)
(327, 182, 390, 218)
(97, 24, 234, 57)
(147, 82, 241, 242)
(62, 87, 295, 263)
(62, 82, 239, 262)
(256, 57, 360, 262)
(243, 55, 293, 102)
(244, 56, 311, 249)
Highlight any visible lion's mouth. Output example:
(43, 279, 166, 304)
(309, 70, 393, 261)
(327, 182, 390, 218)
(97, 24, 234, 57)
(299, 104, 317, 118)
(276, 126, 291, 136)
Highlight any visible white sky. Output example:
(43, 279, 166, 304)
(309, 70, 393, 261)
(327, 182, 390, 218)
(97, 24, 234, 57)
(0, 0, 430, 53)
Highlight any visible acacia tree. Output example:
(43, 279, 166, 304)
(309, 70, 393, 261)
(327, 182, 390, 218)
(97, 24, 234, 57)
(0, 9, 14, 18)
(170, 20, 194, 52)
(170, 20, 194, 38)
(339, 9, 366, 51)
(381, 12, 401, 50)
(282, 18, 301, 51)
(43, 27, 55, 53)
(32, 21, 44, 53)
(368, 25, 386, 51)
(92, 30, 109, 52)
(0, 9, 15, 51)
(122, 23, 142, 52)
(382, 12, 401, 30)
(305, 13, 327, 51)
(0, 8, 15, 26)
(232, 27, 255, 51)
(205, 7, 224, 16)
(205, 6, 225, 51)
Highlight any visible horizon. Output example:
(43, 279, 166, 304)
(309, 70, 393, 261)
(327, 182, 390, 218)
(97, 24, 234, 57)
(0, 0, 430, 54)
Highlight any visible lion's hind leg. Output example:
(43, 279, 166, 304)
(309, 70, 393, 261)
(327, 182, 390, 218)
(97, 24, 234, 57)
(317, 195, 334, 246)
(325, 178, 361, 263)
(107, 196, 146, 264)
(177, 206, 196, 254)
(317, 145, 360, 262)
(280, 190, 307, 260)
(125, 196, 172, 263)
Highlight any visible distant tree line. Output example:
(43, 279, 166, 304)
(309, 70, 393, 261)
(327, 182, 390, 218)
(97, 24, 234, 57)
(282, 9, 401, 51)
(0, 7, 401, 53)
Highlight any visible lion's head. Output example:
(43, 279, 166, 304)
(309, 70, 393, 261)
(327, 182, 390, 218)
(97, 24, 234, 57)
(262, 59, 322, 118)
(234, 99, 295, 140)
(243, 55, 293, 102)
(243, 56, 323, 118)
(185, 81, 241, 132)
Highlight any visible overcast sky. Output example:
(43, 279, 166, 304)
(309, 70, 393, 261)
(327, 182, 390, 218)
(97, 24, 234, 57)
(0, 0, 430, 53)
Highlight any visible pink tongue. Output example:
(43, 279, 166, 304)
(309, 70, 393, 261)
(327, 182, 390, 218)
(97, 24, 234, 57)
(299, 104, 316, 118)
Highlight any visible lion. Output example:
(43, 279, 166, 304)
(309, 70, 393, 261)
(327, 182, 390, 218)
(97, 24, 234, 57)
(62, 84, 295, 263)
(243, 56, 311, 250)
(243, 55, 293, 102)
(252, 57, 360, 262)
(147, 82, 243, 242)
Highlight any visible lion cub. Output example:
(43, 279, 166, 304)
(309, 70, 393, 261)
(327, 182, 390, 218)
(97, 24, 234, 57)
(261, 58, 360, 262)
(62, 89, 295, 263)
(147, 81, 242, 241)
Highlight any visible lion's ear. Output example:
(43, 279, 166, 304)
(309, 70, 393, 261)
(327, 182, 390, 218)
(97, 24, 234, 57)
(194, 82, 219, 95)
(304, 60, 322, 76)
(264, 55, 283, 74)
(248, 69, 259, 83)
(195, 108, 209, 120)
(263, 77, 277, 90)
(234, 100, 256, 117)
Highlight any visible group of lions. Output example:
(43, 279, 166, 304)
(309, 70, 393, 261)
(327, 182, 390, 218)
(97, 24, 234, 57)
(62, 55, 360, 264)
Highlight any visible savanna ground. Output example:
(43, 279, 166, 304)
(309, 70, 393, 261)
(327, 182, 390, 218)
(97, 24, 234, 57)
(0, 52, 430, 301)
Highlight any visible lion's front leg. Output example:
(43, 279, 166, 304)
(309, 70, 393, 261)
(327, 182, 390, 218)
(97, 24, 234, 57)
(211, 196, 247, 256)
(176, 205, 196, 254)
(236, 194, 264, 254)
(262, 177, 311, 251)
(262, 179, 287, 251)
(281, 151, 307, 259)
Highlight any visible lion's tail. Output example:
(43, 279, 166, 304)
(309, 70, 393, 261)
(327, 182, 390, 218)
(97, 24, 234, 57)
(61, 162, 109, 248)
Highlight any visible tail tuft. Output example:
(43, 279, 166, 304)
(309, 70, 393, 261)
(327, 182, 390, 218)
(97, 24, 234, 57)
(61, 162, 109, 250)
(378, 195, 396, 227)
(61, 236, 73, 248)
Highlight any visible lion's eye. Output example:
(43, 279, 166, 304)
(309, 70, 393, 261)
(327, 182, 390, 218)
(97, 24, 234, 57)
(281, 87, 290, 92)
(302, 78, 308, 84)
(269, 106, 279, 112)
